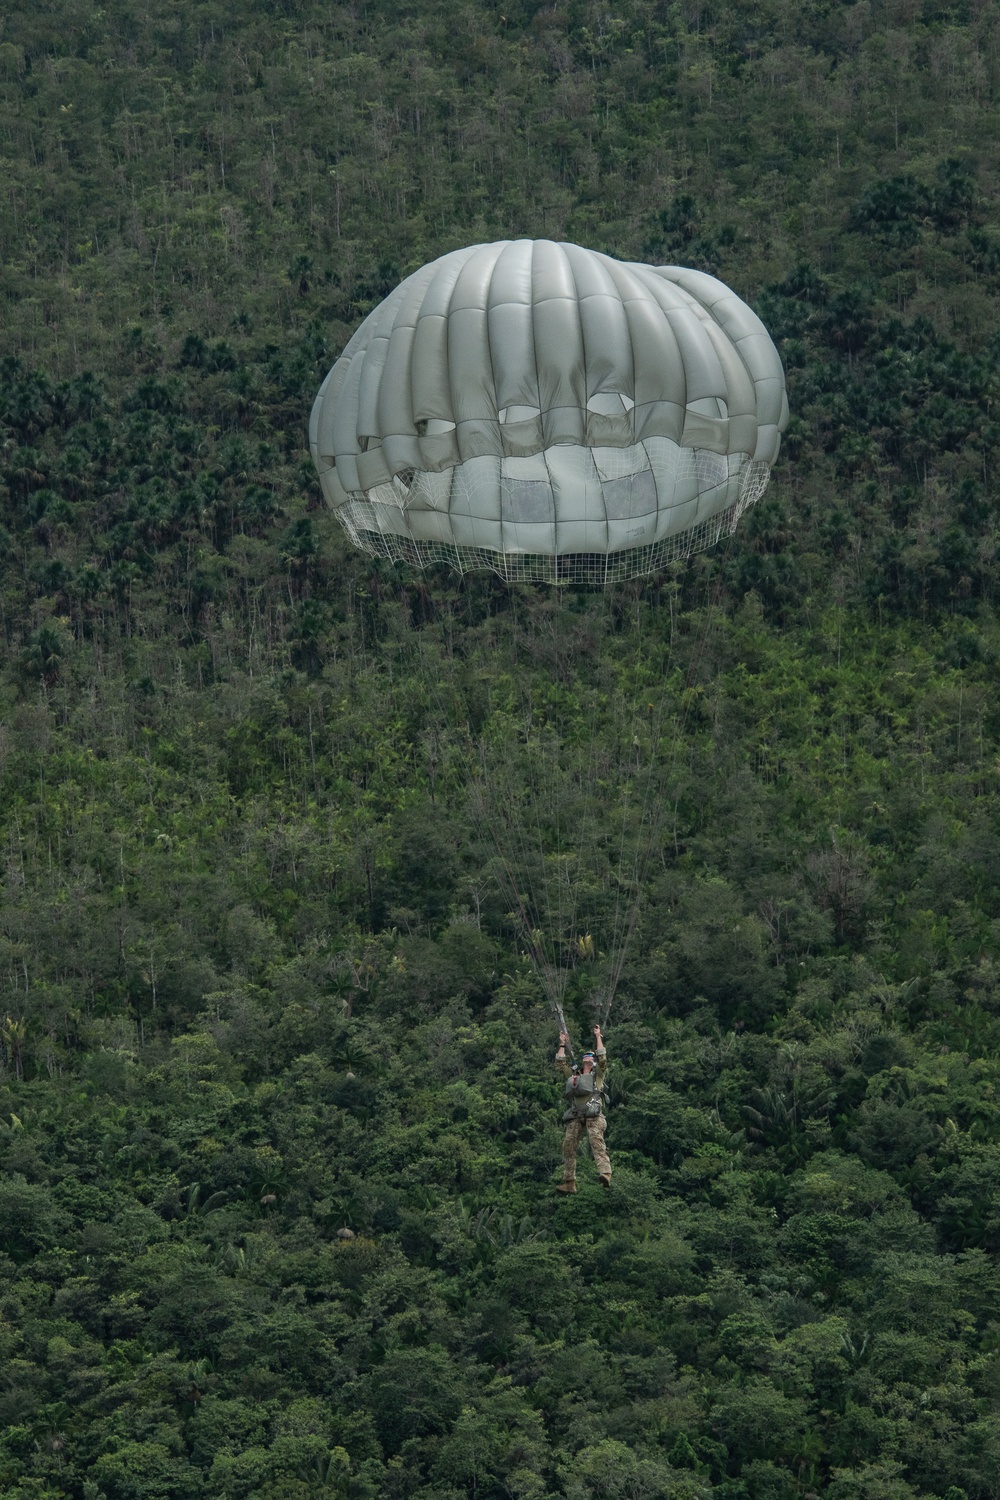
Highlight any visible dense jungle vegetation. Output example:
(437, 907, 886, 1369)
(3, 1, 1000, 1497)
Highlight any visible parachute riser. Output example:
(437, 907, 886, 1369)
(554, 1002, 577, 1065)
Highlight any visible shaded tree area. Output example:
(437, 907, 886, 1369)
(2, 2, 1000, 1499)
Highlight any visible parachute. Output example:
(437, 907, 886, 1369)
(309, 239, 788, 584)
(308, 241, 788, 1030)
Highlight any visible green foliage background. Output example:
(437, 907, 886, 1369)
(2, 1, 1000, 1497)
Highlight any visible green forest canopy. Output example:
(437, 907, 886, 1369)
(1, 2, 1000, 1498)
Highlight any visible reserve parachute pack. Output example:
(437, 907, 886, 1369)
(563, 1069, 605, 1122)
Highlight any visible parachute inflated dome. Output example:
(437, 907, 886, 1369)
(310, 240, 788, 584)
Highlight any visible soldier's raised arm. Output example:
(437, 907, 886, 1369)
(593, 1025, 607, 1082)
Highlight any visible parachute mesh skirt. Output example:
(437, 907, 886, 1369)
(328, 442, 773, 585)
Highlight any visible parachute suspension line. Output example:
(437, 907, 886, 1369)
(592, 592, 651, 1019)
(390, 516, 744, 1045)
(507, 587, 619, 1027)
(523, 590, 581, 1006)
(525, 672, 579, 1011)
(476, 677, 554, 993)
(596, 524, 745, 1030)
(462, 584, 618, 1029)
(500, 589, 573, 1010)
(474, 574, 692, 1039)
(576, 675, 609, 1016)
(385, 599, 546, 1006)
(402, 482, 755, 1045)
(493, 762, 557, 997)
(468, 735, 557, 1002)
(464, 625, 577, 1022)
(602, 584, 657, 1022)
(488, 580, 668, 1038)
(602, 573, 712, 1023)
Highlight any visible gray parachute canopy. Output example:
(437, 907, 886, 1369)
(309, 240, 788, 584)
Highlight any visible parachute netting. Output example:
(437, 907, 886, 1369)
(331, 443, 772, 584)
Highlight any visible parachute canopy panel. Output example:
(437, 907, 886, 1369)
(310, 240, 788, 583)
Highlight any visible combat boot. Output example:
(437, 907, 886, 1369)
(555, 1180, 577, 1194)
(599, 1174, 611, 1188)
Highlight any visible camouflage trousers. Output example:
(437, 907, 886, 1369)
(562, 1113, 611, 1182)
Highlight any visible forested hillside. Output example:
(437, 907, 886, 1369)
(2, 2, 1000, 1498)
